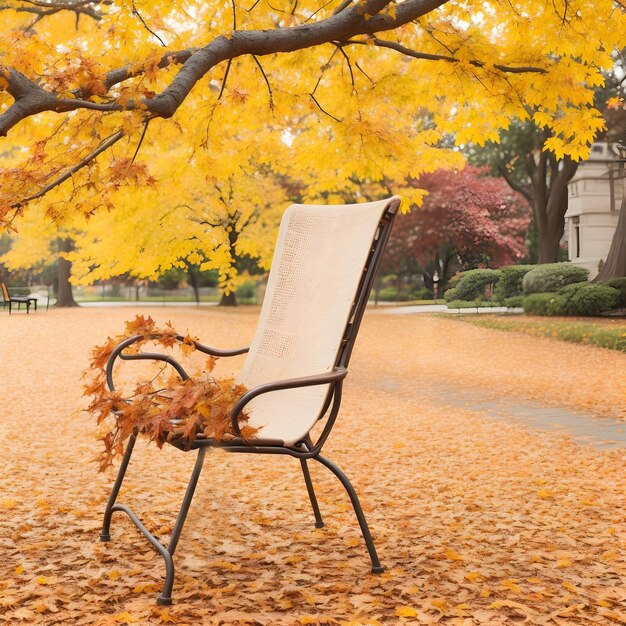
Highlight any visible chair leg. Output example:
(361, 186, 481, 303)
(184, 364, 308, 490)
(100, 433, 137, 541)
(313, 454, 384, 573)
(157, 447, 207, 605)
(300, 459, 324, 528)
(100, 437, 208, 605)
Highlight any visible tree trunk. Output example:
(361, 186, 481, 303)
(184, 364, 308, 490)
(532, 157, 578, 264)
(219, 291, 237, 306)
(56, 237, 78, 307)
(594, 194, 626, 281)
(186, 265, 200, 304)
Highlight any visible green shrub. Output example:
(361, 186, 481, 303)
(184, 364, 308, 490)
(523, 293, 558, 315)
(605, 277, 626, 308)
(503, 295, 525, 308)
(522, 263, 589, 295)
(493, 265, 535, 301)
(443, 268, 502, 302)
(377, 286, 425, 301)
(555, 283, 619, 316)
(446, 299, 498, 309)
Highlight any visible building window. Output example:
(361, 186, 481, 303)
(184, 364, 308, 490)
(573, 216, 580, 258)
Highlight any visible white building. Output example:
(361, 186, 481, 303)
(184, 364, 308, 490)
(565, 142, 624, 279)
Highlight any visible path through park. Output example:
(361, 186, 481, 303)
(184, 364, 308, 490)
(0, 307, 624, 625)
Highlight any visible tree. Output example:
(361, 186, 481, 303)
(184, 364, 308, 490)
(0, 207, 78, 306)
(470, 54, 626, 266)
(594, 96, 626, 279)
(65, 163, 288, 305)
(0, 0, 624, 287)
(382, 166, 529, 290)
(469, 121, 579, 263)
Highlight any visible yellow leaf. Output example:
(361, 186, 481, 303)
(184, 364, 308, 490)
(537, 489, 554, 499)
(108, 569, 121, 580)
(488, 600, 531, 614)
(2, 498, 16, 509)
(395, 606, 417, 617)
(563, 581, 578, 594)
(207, 560, 239, 571)
(444, 548, 464, 561)
(555, 558, 572, 568)
(36, 576, 49, 585)
(284, 555, 304, 564)
(480, 586, 491, 598)
(159, 610, 178, 623)
(298, 618, 318, 625)
(500, 579, 522, 594)
(114, 612, 138, 623)
(15, 564, 23, 575)
(430, 599, 447, 611)
(464, 571, 483, 582)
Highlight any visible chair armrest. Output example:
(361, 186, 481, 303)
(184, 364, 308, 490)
(105, 333, 249, 391)
(230, 367, 348, 436)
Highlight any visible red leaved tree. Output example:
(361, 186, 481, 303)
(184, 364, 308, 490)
(382, 166, 530, 293)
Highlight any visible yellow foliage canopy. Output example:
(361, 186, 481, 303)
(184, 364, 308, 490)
(0, 0, 624, 283)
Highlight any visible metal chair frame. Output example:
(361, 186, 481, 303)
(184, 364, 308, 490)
(100, 198, 400, 605)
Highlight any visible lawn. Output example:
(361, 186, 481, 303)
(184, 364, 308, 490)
(0, 307, 624, 625)
(447, 315, 626, 353)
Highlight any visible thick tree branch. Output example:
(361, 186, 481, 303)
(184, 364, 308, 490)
(0, 0, 448, 135)
(498, 165, 533, 205)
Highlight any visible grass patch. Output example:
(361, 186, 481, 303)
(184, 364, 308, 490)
(449, 315, 626, 353)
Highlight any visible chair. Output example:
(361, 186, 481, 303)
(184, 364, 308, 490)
(1, 282, 38, 314)
(100, 196, 401, 605)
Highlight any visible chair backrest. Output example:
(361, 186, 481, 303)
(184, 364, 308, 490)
(1, 282, 9, 302)
(237, 197, 400, 445)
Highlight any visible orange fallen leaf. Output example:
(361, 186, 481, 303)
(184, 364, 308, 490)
(284, 555, 304, 564)
(537, 489, 554, 499)
(113, 612, 138, 623)
(562, 580, 578, 594)
(443, 548, 464, 561)
(395, 605, 417, 617)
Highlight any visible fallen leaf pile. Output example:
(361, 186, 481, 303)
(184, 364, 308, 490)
(0, 307, 624, 625)
(84, 315, 255, 471)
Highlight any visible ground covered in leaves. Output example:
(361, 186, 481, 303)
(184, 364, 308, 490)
(0, 307, 624, 625)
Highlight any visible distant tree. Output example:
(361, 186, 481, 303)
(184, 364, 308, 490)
(383, 167, 529, 291)
(471, 56, 626, 267)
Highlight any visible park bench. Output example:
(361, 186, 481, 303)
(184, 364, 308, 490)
(100, 196, 400, 605)
(1, 282, 38, 314)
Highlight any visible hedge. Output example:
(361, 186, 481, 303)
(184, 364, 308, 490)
(493, 265, 535, 301)
(554, 282, 619, 316)
(444, 269, 502, 303)
(522, 293, 556, 315)
(522, 263, 589, 295)
(523, 283, 619, 316)
(604, 277, 626, 308)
